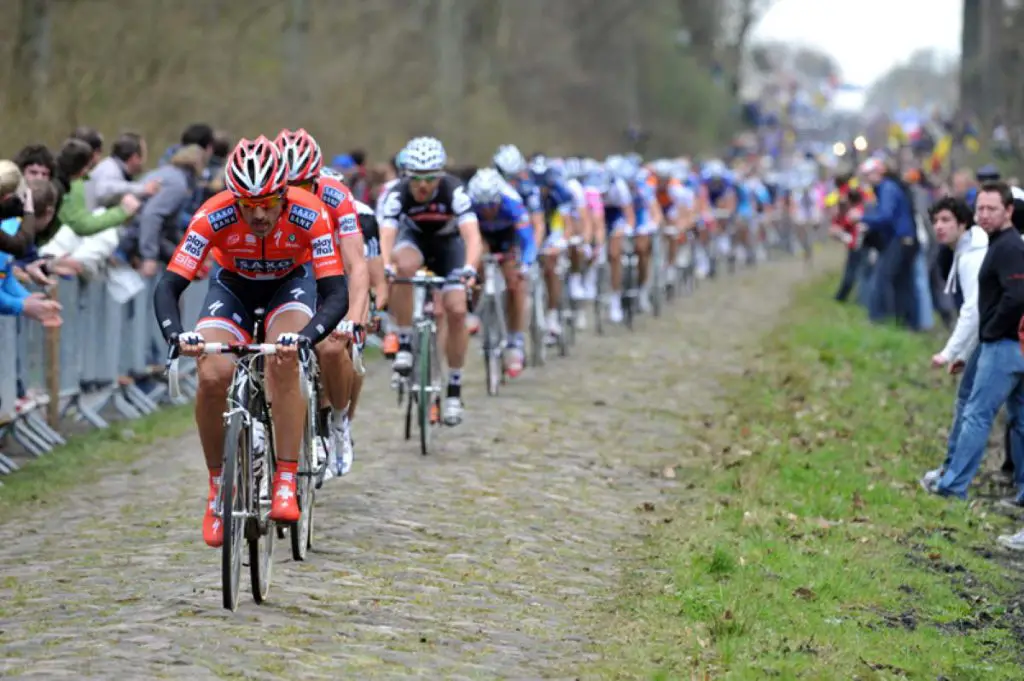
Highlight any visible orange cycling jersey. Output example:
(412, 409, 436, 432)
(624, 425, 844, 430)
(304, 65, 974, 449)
(313, 174, 361, 241)
(648, 177, 680, 211)
(167, 187, 345, 281)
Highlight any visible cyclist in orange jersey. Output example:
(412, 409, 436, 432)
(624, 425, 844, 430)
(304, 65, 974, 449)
(276, 128, 369, 481)
(154, 136, 349, 547)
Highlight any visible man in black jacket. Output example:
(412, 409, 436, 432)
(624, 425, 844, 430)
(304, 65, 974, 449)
(935, 181, 1024, 500)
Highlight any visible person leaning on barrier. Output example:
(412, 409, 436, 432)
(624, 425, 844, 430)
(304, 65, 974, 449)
(0, 243, 62, 325)
(85, 131, 160, 212)
(0, 160, 37, 259)
(55, 138, 141, 237)
(70, 125, 104, 172)
(117, 144, 207, 277)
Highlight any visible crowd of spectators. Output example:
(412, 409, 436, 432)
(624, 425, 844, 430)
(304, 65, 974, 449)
(827, 158, 1024, 550)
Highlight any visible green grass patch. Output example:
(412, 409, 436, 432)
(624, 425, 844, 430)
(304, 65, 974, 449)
(0, 405, 194, 518)
(589, 277, 1024, 680)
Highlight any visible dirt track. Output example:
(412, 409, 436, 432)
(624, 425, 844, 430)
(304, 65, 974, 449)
(0, 252, 835, 680)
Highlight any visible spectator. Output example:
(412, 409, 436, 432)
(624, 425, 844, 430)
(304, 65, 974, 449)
(12, 145, 63, 247)
(161, 123, 216, 233)
(860, 158, 919, 328)
(85, 132, 159, 211)
(0, 246, 61, 324)
(831, 185, 866, 302)
(205, 130, 230, 197)
(0, 161, 37, 258)
(71, 126, 104, 171)
(931, 182, 1024, 501)
(13, 144, 55, 182)
(55, 138, 141, 236)
(118, 144, 206, 277)
(920, 196, 987, 491)
(348, 148, 371, 204)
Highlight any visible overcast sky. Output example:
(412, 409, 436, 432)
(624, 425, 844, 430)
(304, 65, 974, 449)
(751, 0, 962, 87)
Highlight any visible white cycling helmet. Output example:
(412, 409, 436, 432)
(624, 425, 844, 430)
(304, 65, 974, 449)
(652, 159, 673, 179)
(493, 144, 526, 177)
(467, 168, 505, 204)
(564, 157, 583, 180)
(403, 136, 447, 173)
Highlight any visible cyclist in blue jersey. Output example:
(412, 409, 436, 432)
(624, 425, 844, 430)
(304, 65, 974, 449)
(530, 156, 578, 343)
(493, 144, 545, 265)
(466, 168, 536, 377)
(700, 160, 738, 276)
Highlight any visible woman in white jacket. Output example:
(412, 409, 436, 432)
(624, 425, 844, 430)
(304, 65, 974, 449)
(922, 196, 988, 491)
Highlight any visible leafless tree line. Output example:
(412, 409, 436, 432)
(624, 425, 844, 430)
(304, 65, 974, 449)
(2, 0, 771, 160)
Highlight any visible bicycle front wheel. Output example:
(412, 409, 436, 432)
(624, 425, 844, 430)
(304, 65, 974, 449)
(221, 411, 246, 611)
(418, 327, 433, 456)
(481, 297, 501, 396)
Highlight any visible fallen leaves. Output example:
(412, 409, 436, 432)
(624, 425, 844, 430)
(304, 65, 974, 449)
(793, 586, 817, 600)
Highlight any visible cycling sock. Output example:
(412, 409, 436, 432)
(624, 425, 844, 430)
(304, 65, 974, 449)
(447, 369, 462, 399)
(277, 460, 298, 476)
(397, 328, 412, 347)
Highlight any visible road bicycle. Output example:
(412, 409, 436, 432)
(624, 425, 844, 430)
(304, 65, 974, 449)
(167, 309, 327, 610)
(389, 270, 450, 455)
(477, 253, 509, 396)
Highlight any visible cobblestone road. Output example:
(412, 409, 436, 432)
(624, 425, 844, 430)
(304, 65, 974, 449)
(0, 253, 834, 680)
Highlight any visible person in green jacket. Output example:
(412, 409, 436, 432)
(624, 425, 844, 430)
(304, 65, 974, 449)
(56, 138, 141, 236)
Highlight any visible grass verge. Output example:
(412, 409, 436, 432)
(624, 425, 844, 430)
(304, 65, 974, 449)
(0, 405, 194, 518)
(589, 277, 1024, 680)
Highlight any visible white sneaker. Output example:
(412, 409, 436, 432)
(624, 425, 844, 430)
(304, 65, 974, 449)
(393, 349, 413, 373)
(998, 529, 1024, 551)
(919, 467, 943, 492)
(569, 273, 586, 301)
(442, 397, 463, 426)
(608, 296, 624, 324)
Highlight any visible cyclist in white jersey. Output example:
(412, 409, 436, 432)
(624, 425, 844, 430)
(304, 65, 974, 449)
(561, 161, 596, 328)
(596, 165, 636, 324)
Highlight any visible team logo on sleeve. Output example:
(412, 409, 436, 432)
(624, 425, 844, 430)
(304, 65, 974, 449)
(311, 234, 335, 258)
(338, 214, 359, 235)
(321, 185, 346, 208)
(182, 232, 209, 258)
(208, 206, 238, 232)
(287, 204, 319, 230)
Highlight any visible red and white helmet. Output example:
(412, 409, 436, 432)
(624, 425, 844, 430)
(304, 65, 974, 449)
(224, 136, 287, 199)
(275, 128, 323, 184)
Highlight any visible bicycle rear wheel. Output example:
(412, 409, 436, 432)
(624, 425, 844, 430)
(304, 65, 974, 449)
(249, 416, 274, 603)
(594, 262, 605, 336)
(221, 411, 246, 611)
(418, 327, 433, 456)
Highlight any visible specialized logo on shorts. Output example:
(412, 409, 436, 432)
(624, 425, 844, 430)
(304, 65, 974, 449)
(182, 232, 209, 259)
(233, 257, 295, 275)
(173, 252, 198, 270)
(311, 234, 335, 258)
(338, 214, 359, 235)
(208, 206, 239, 232)
(321, 185, 346, 208)
(288, 204, 319, 230)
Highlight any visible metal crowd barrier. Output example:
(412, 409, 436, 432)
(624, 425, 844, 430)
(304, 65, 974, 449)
(0, 269, 209, 474)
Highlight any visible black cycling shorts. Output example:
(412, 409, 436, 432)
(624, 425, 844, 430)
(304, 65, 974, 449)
(395, 220, 465, 280)
(481, 227, 519, 257)
(196, 264, 318, 342)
